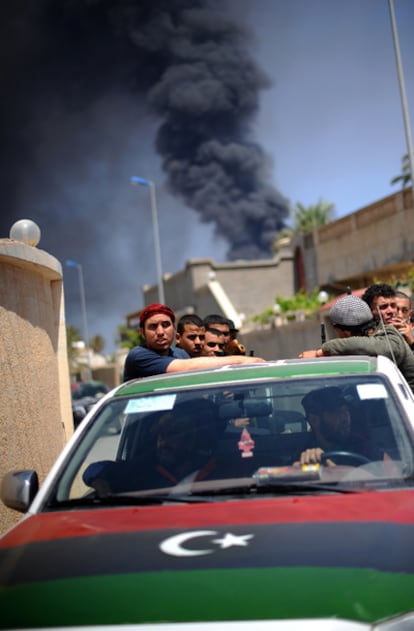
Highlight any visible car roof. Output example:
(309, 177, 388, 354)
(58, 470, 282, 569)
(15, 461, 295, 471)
(115, 355, 388, 397)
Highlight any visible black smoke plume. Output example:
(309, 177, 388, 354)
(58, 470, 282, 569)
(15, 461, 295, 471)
(0, 0, 288, 346)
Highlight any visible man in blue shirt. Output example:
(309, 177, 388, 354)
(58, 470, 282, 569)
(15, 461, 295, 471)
(123, 303, 264, 381)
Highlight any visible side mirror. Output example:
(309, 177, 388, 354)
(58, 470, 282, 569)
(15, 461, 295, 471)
(1, 470, 39, 513)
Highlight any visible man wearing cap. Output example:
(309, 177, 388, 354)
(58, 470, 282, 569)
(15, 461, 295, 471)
(296, 386, 371, 466)
(123, 303, 264, 381)
(299, 295, 414, 393)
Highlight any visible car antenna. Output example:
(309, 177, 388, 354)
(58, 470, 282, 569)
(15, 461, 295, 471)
(376, 306, 397, 365)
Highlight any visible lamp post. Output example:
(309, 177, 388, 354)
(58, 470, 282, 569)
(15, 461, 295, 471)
(130, 176, 165, 304)
(65, 259, 92, 380)
(388, 0, 414, 188)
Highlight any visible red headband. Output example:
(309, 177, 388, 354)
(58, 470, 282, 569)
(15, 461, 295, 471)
(139, 303, 175, 327)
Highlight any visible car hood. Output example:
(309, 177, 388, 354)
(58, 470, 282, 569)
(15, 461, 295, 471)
(1, 490, 414, 628)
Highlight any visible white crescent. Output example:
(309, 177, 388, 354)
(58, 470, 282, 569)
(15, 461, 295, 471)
(159, 530, 218, 557)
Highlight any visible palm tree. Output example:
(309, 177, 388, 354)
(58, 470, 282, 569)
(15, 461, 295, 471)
(272, 198, 335, 253)
(292, 198, 335, 233)
(391, 153, 412, 189)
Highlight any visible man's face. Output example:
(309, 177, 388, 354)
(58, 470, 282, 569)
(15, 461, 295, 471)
(394, 297, 412, 325)
(319, 404, 351, 446)
(202, 330, 225, 356)
(156, 414, 196, 467)
(141, 313, 175, 354)
(371, 295, 397, 324)
(176, 324, 205, 358)
(209, 323, 231, 345)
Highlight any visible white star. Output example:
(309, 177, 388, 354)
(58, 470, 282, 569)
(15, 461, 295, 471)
(212, 532, 254, 549)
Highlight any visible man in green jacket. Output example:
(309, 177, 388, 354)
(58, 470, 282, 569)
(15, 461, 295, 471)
(299, 294, 414, 393)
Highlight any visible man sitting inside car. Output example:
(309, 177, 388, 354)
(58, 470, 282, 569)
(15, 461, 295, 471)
(295, 386, 372, 467)
(83, 399, 221, 495)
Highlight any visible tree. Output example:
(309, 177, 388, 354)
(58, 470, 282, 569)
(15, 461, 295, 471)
(90, 334, 105, 353)
(391, 153, 412, 189)
(117, 324, 143, 350)
(66, 325, 82, 361)
(292, 198, 335, 233)
(272, 198, 335, 252)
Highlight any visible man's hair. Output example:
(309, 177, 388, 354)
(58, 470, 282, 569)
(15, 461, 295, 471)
(203, 314, 230, 329)
(395, 290, 411, 302)
(362, 283, 395, 310)
(205, 326, 225, 336)
(176, 314, 204, 334)
(302, 386, 347, 416)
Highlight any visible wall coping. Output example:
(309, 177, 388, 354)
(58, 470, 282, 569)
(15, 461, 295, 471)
(0, 239, 62, 280)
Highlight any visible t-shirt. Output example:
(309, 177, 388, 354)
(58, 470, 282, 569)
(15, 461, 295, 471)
(123, 344, 190, 381)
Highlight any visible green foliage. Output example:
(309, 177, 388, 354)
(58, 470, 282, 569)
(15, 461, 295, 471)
(275, 289, 325, 312)
(252, 289, 330, 324)
(391, 153, 412, 189)
(90, 334, 105, 353)
(272, 198, 335, 251)
(292, 199, 335, 233)
(66, 325, 81, 361)
(117, 324, 144, 350)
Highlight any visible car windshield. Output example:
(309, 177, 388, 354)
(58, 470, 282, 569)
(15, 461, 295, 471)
(52, 374, 414, 505)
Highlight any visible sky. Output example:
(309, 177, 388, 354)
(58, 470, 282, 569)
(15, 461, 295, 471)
(1, 0, 413, 353)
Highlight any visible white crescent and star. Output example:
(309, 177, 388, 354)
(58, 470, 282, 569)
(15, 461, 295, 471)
(159, 530, 254, 557)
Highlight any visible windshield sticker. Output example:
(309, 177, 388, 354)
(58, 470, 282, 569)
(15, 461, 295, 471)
(124, 394, 176, 414)
(356, 383, 388, 400)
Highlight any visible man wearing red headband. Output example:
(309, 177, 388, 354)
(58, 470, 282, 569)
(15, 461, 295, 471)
(123, 303, 264, 381)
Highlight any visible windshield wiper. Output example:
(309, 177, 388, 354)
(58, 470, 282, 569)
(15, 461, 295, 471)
(48, 493, 215, 509)
(190, 480, 358, 496)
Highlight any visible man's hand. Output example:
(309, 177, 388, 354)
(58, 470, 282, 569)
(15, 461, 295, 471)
(392, 317, 414, 346)
(299, 349, 324, 358)
(295, 447, 335, 467)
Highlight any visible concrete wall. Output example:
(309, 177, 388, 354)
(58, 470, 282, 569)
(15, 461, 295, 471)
(0, 239, 73, 533)
(296, 188, 414, 293)
(241, 318, 323, 360)
(143, 243, 295, 321)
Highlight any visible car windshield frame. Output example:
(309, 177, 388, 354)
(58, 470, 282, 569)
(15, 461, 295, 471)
(48, 372, 414, 508)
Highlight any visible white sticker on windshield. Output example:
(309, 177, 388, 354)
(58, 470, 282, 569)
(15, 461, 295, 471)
(124, 394, 176, 414)
(356, 383, 388, 400)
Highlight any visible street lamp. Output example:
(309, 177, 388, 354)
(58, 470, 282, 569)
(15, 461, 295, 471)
(388, 0, 414, 188)
(65, 259, 92, 380)
(130, 176, 165, 304)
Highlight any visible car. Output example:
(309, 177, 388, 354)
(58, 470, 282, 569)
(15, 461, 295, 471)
(71, 380, 110, 428)
(2, 355, 414, 630)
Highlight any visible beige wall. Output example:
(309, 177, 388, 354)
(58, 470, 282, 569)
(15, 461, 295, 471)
(143, 244, 295, 321)
(0, 239, 73, 533)
(315, 188, 414, 289)
(241, 318, 323, 360)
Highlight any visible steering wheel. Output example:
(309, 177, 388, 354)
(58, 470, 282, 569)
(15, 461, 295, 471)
(321, 450, 371, 466)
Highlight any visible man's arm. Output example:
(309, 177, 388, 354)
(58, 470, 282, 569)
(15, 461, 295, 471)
(166, 355, 265, 373)
(321, 327, 406, 360)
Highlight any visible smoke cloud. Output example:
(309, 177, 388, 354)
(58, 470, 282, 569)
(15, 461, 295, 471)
(0, 0, 288, 348)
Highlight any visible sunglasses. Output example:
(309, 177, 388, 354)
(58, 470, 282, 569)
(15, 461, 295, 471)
(206, 341, 225, 349)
